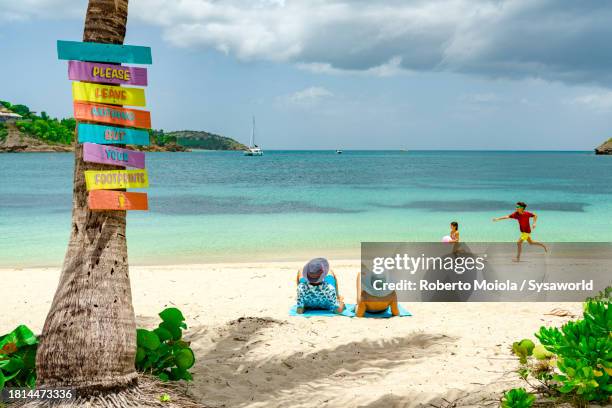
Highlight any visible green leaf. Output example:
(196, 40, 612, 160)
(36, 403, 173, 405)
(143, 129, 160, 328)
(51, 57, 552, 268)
(154, 327, 173, 342)
(21, 348, 36, 369)
(3, 357, 24, 373)
(518, 339, 535, 355)
(159, 322, 182, 341)
(175, 348, 195, 370)
(135, 347, 146, 363)
(158, 372, 169, 382)
(159, 308, 185, 327)
(26, 372, 36, 388)
(14, 324, 40, 347)
(2, 369, 21, 383)
(136, 329, 160, 350)
(175, 340, 191, 349)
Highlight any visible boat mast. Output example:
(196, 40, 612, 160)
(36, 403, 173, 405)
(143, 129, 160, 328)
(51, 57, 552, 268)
(250, 116, 255, 147)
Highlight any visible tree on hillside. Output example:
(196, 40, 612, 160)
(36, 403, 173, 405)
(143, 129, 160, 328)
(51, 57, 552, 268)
(34, 0, 138, 400)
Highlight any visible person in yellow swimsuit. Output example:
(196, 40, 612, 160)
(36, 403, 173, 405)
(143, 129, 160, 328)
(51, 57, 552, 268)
(355, 271, 399, 317)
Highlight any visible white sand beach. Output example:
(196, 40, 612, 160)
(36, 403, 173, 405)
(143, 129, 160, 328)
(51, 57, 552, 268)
(0, 260, 582, 408)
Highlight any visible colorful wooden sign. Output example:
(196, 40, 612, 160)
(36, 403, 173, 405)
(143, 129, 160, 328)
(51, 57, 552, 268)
(68, 61, 148, 86)
(78, 123, 150, 145)
(83, 143, 145, 168)
(57, 40, 152, 64)
(73, 82, 146, 107)
(88, 190, 148, 211)
(84, 169, 149, 190)
(73, 102, 151, 129)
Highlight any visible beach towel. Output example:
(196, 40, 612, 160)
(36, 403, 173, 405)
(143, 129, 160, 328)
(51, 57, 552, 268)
(347, 304, 412, 318)
(289, 304, 354, 317)
(289, 303, 411, 318)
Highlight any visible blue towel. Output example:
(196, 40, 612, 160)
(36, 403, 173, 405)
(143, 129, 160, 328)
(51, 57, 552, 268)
(289, 303, 411, 318)
(289, 304, 354, 317)
(346, 304, 412, 318)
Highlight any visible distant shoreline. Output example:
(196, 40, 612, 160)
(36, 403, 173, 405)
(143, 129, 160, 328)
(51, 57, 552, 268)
(2, 149, 599, 153)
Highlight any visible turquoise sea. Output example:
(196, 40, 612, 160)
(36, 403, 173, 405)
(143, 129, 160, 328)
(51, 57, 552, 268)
(1, 151, 611, 267)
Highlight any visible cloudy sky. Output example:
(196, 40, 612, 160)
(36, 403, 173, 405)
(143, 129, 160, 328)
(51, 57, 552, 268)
(1, 0, 611, 149)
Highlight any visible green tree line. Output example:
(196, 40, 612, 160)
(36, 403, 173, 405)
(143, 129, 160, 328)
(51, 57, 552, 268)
(0, 123, 7, 141)
(1, 101, 75, 145)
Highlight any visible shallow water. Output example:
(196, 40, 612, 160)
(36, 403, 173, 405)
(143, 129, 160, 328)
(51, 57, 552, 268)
(1, 150, 611, 267)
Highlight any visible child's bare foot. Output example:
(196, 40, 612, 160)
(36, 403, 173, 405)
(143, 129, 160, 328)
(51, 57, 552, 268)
(513, 257, 520, 263)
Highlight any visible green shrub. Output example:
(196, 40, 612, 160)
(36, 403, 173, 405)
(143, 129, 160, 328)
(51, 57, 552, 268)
(501, 388, 536, 408)
(536, 300, 611, 403)
(0, 325, 38, 392)
(16, 118, 74, 145)
(510, 300, 611, 406)
(135, 307, 195, 382)
(587, 286, 611, 303)
(0, 307, 195, 391)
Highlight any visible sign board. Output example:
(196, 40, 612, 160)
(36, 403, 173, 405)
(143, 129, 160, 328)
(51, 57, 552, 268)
(78, 123, 150, 145)
(72, 82, 146, 106)
(68, 61, 148, 86)
(73, 101, 151, 129)
(88, 190, 148, 211)
(57, 40, 152, 64)
(84, 169, 149, 190)
(83, 142, 145, 168)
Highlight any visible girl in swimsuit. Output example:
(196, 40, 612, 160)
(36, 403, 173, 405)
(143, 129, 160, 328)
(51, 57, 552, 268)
(450, 221, 460, 243)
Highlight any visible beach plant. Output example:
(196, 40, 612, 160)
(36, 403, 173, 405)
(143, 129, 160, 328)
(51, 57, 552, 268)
(0, 325, 38, 392)
(510, 300, 611, 406)
(0, 308, 195, 393)
(135, 307, 195, 382)
(586, 285, 612, 304)
(536, 300, 611, 404)
(501, 388, 536, 408)
(512, 339, 535, 364)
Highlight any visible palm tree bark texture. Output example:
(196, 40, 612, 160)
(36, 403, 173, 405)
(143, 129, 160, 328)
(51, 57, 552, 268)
(35, 0, 138, 395)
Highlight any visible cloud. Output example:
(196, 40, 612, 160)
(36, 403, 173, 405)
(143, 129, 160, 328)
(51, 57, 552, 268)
(297, 56, 406, 77)
(281, 86, 334, 105)
(129, 0, 612, 86)
(460, 93, 500, 104)
(567, 91, 612, 113)
(0, 0, 85, 21)
(5, 0, 612, 86)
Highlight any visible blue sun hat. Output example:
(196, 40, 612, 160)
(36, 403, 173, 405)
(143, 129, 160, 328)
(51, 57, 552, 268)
(302, 258, 330, 284)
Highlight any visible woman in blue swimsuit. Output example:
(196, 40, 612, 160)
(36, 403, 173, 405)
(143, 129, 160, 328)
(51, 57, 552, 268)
(296, 258, 345, 314)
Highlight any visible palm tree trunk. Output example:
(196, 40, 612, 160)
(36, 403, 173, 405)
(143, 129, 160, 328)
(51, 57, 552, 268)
(35, 0, 137, 394)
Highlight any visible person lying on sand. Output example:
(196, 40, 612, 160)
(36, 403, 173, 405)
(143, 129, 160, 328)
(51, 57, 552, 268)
(355, 271, 399, 317)
(492, 201, 548, 262)
(296, 258, 345, 314)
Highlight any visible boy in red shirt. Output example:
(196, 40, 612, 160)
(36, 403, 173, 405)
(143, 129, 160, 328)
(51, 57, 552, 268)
(493, 201, 548, 261)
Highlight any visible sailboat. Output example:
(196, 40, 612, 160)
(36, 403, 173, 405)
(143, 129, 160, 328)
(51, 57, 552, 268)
(244, 116, 263, 156)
